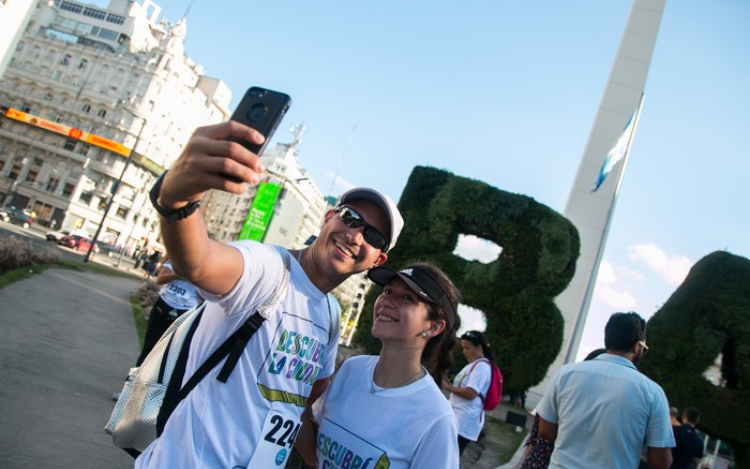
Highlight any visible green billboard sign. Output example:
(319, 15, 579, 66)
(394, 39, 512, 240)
(238, 181, 282, 241)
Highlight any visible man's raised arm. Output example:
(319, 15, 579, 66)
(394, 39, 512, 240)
(152, 121, 267, 295)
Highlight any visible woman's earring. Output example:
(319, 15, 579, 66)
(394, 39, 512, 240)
(421, 331, 428, 338)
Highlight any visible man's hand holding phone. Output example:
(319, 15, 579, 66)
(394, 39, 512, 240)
(158, 86, 292, 210)
(158, 121, 266, 210)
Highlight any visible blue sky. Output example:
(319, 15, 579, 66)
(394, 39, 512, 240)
(108, 0, 749, 359)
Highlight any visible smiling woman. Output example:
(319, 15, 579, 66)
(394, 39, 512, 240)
(295, 262, 464, 468)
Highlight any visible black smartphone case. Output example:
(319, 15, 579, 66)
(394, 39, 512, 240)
(228, 87, 292, 156)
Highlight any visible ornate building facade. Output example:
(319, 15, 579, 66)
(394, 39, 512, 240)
(0, 0, 229, 251)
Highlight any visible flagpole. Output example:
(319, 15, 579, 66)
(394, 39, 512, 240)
(563, 93, 645, 364)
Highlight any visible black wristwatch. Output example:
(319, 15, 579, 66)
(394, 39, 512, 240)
(149, 171, 202, 224)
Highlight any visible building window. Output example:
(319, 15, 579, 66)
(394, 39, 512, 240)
(26, 171, 38, 182)
(97, 28, 119, 41)
(82, 7, 106, 20)
(79, 191, 93, 204)
(97, 109, 107, 118)
(53, 70, 63, 81)
(63, 139, 77, 151)
(78, 59, 88, 69)
(116, 206, 128, 219)
(59, 1, 83, 14)
(21, 103, 31, 113)
(82, 103, 91, 113)
(62, 183, 75, 196)
(61, 54, 71, 66)
(9, 165, 21, 180)
(106, 13, 125, 25)
(47, 178, 59, 192)
(16, 42, 24, 52)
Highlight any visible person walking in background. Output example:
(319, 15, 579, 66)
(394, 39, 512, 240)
(134, 249, 148, 270)
(536, 312, 675, 469)
(136, 258, 202, 365)
(670, 407, 681, 426)
(295, 262, 463, 467)
(671, 407, 704, 469)
(442, 329, 497, 455)
(517, 348, 606, 469)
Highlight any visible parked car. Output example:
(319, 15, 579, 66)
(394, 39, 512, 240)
(58, 234, 99, 253)
(0, 208, 9, 223)
(46, 228, 90, 242)
(95, 240, 120, 257)
(2, 206, 33, 229)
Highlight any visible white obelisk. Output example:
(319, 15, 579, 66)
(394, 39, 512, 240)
(527, 0, 667, 408)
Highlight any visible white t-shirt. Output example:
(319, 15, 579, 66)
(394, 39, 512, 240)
(158, 261, 202, 310)
(313, 355, 459, 469)
(449, 358, 491, 441)
(136, 242, 340, 469)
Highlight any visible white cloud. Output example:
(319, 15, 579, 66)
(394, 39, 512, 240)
(456, 305, 486, 336)
(453, 234, 502, 264)
(596, 285, 638, 309)
(596, 259, 616, 285)
(628, 243, 693, 285)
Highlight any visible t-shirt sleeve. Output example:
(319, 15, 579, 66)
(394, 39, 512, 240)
(197, 241, 283, 317)
(535, 370, 561, 424)
(318, 295, 341, 380)
(411, 411, 460, 468)
(466, 361, 491, 396)
(645, 386, 676, 448)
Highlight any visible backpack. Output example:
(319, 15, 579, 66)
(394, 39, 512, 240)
(469, 358, 503, 411)
(105, 247, 291, 456)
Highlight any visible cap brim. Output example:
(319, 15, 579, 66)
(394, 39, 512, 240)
(368, 266, 437, 304)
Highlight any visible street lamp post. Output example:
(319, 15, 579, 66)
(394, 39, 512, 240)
(84, 117, 147, 263)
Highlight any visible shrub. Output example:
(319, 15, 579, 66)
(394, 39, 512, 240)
(0, 236, 61, 275)
(135, 279, 160, 316)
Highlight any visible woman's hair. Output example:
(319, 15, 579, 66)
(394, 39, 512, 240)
(460, 330, 496, 363)
(415, 262, 463, 386)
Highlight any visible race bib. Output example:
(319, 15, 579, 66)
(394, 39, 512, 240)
(247, 409, 301, 468)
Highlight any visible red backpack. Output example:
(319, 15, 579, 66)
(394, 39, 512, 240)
(469, 358, 503, 411)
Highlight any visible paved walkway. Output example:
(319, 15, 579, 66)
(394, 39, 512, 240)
(0, 268, 140, 468)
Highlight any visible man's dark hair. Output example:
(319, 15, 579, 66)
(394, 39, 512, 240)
(604, 312, 646, 352)
(683, 406, 701, 425)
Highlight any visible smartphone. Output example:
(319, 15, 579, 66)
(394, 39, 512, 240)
(228, 86, 292, 156)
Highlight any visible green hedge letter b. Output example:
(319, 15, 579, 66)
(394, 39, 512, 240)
(354, 166, 580, 396)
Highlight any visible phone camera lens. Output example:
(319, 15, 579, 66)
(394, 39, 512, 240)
(247, 104, 268, 121)
(248, 88, 267, 98)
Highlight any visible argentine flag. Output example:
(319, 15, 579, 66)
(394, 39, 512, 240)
(591, 106, 639, 193)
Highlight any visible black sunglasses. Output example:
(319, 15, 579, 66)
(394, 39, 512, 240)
(334, 205, 388, 251)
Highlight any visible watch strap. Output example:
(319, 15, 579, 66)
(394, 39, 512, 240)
(149, 171, 202, 224)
